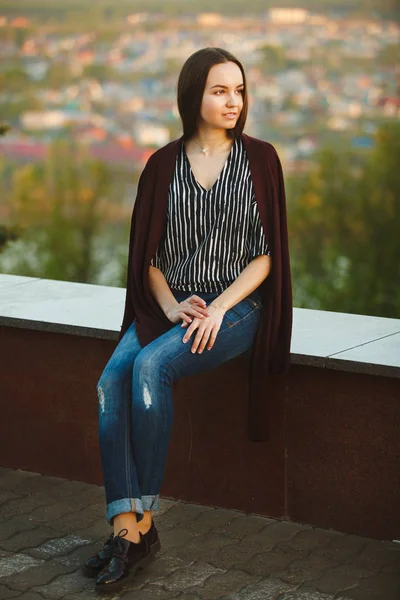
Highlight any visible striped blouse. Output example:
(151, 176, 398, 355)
(150, 135, 271, 293)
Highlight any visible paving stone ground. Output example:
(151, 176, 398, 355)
(0, 468, 399, 600)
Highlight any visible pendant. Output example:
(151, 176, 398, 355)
(201, 147, 206, 153)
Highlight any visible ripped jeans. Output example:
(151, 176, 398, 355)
(97, 287, 263, 525)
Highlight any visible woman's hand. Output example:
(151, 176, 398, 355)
(165, 295, 210, 325)
(182, 304, 225, 353)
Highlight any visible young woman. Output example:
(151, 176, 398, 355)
(83, 47, 292, 593)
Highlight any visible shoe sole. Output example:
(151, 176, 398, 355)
(88, 538, 161, 586)
(95, 551, 155, 594)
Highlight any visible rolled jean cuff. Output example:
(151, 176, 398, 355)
(106, 495, 160, 526)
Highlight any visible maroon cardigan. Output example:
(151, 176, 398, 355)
(118, 132, 293, 442)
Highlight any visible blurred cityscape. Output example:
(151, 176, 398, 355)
(0, 5, 399, 172)
(0, 1, 399, 318)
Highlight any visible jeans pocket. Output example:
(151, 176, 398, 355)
(226, 296, 261, 323)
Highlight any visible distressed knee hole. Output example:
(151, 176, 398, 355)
(98, 385, 105, 415)
(143, 383, 152, 410)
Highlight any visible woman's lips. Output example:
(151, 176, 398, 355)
(223, 113, 237, 119)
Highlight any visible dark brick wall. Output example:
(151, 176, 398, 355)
(287, 365, 400, 540)
(1, 326, 106, 483)
(1, 325, 399, 540)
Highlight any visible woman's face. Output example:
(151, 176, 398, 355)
(198, 61, 244, 132)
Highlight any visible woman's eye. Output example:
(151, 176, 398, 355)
(215, 89, 244, 95)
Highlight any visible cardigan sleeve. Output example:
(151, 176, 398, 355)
(118, 161, 152, 342)
(269, 146, 293, 374)
(247, 142, 292, 442)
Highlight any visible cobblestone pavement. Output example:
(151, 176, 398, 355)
(0, 469, 399, 600)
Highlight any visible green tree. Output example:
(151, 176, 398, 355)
(0, 67, 30, 94)
(82, 63, 116, 81)
(289, 122, 400, 318)
(47, 63, 71, 88)
(0, 122, 10, 136)
(258, 44, 288, 73)
(0, 123, 19, 250)
(1, 140, 115, 283)
(378, 43, 400, 68)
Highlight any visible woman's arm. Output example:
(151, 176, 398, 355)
(148, 265, 179, 317)
(208, 254, 271, 314)
(180, 254, 271, 352)
(149, 265, 210, 323)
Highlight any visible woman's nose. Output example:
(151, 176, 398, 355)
(227, 92, 240, 107)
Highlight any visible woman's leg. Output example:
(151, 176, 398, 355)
(97, 321, 146, 541)
(85, 321, 158, 578)
(130, 289, 262, 514)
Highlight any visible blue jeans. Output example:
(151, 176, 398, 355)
(97, 287, 263, 525)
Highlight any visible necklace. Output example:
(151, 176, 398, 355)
(192, 137, 231, 155)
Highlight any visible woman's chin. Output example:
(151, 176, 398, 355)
(219, 120, 236, 129)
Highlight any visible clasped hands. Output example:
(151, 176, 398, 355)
(165, 295, 225, 354)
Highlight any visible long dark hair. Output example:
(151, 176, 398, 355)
(177, 47, 248, 141)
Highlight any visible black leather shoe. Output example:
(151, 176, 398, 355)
(83, 521, 161, 578)
(95, 528, 153, 593)
(143, 520, 161, 557)
(82, 533, 114, 577)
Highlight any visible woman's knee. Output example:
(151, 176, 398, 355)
(133, 344, 172, 380)
(98, 325, 142, 388)
(96, 361, 131, 409)
(97, 344, 140, 389)
(97, 366, 121, 392)
(132, 347, 177, 407)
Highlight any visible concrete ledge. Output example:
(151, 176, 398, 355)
(1, 274, 399, 378)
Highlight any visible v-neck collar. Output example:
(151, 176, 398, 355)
(182, 137, 237, 193)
